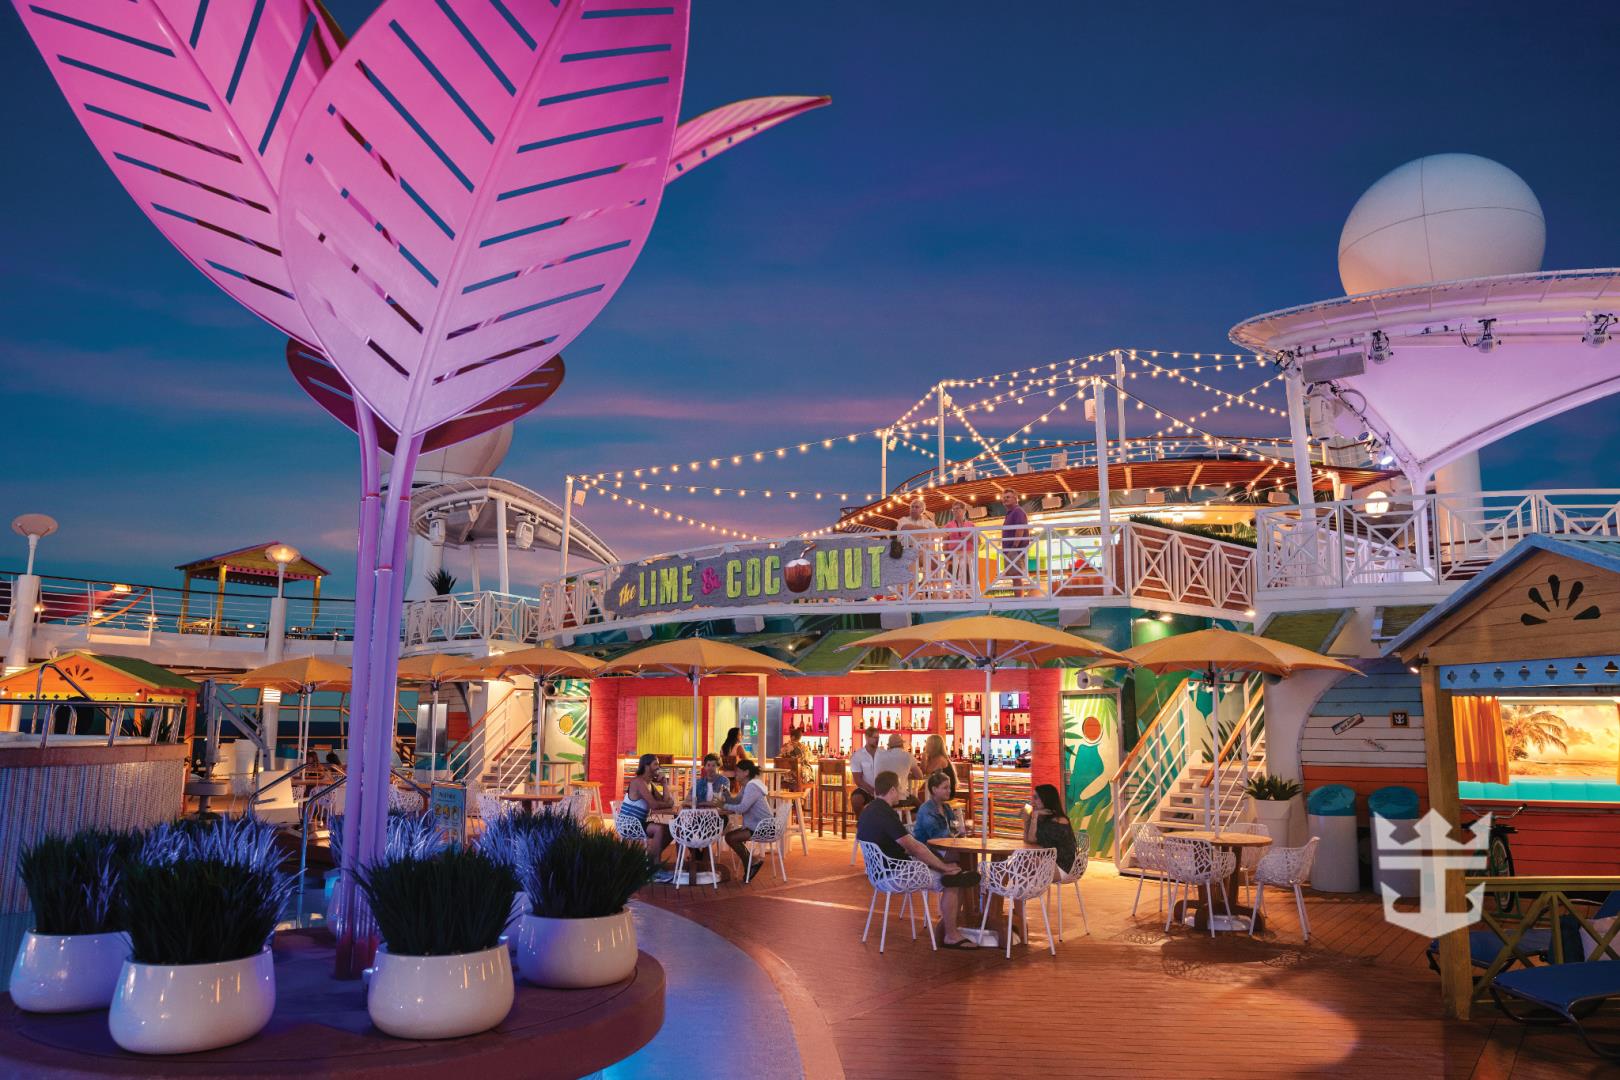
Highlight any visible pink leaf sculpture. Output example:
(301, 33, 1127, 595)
(277, 0, 691, 440)
(286, 337, 564, 454)
(11, 0, 342, 344)
(665, 94, 830, 182)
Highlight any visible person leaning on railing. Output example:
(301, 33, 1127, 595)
(1000, 488, 1031, 596)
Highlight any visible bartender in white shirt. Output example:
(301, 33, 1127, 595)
(848, 725, 882, 818)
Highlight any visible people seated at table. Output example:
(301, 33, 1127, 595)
(1024, 782, 1077, 873)
(618, 753, 676, 882)
(921, 734, 955, 799)
(780, 726, 817, 790)
(857, 771, 980, 948)
(912, 770, 963, 843)
(849, 725, 883, 818)
(723, 759, 772, 883)
(695, 753, 731, 804)
(877, 734, 924, 803)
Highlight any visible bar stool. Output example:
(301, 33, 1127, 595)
(569, 779, 605, 817)
(768, 788, 811, 855)
(815, 759, 851, 838)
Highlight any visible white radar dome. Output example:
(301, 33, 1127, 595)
(1338, 153, 1544, 296)
(387, 422, 514, 485)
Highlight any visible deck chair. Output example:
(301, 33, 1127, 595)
(1490, 963, 1620, 1059)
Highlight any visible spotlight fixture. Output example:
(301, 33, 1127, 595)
(1584, 313, 1613, 349)
(1368, 330, 1391, 365)
(1471, 318, 1499, 354)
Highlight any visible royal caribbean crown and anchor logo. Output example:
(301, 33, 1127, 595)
(1374, 810, 1491, 938)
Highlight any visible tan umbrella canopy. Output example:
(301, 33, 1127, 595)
(457, 647, 604, 788)
(234, 656, 352, 763)
(601, 639, 799, 807)
(395, 654, 487, 775)
(1121, 627, 1361, 835)
(843, 615, 1130, 836)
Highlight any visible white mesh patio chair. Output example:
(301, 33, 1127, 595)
(1163, 837, 1237, 938)
(611, 801, 650, 842)
(1250, 837, 1321, 941)
(478, 791, 511, 824)
(1237, 821, 1273, 902)
(979, 847, 1059, 958)
(1128, 823, 1168, 916)
(670, 808, 726, 891)
(857, 841, 940, 953)
(746, 801, 792, 884)
(1050, 830, 1091, 938)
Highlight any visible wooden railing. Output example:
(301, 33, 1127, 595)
(1463, 875, 1620, 1001)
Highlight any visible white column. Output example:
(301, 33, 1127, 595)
(936, 384, 947, 482)
(1092, 379, 1113, 590)
(1284, 369, 1315, 507)
(4, 574, 40, 675)
(880, 430, 889, 494)
(495, 496, 510, 594)
(261, 596, 287, 766)
(469, 547, 482, 593)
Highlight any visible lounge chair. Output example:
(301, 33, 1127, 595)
(1490, 963, 1620, 1059)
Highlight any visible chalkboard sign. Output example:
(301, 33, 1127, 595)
(429, 782, 468, 846)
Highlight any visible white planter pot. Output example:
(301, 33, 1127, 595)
(1252, 798, 1293, 838)
(368, 944, 513, 1040)
(8, 931, 129, 1013)
(108, 948, 275, 1055)
(506, 892, 529, 951)
(518, 910, 636, 989)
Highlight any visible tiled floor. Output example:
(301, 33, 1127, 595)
(639, 835, 1620, 1080)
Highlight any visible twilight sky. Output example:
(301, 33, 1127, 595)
(3, 1, 1618, 594)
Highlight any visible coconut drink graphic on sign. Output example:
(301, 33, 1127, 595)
(609, 537, 914, 616)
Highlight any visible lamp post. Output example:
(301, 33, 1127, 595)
(5, 515, 57, 682)
(262, 544, 300, 762)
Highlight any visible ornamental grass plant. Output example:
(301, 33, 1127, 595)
(358, 847, 519, 957)
(18, 829, 142, 935)
(476, 804, 581, 873)
(122, 857, 295, 966)
(141, 815, 284, 874)
(519, 828, 656, 920)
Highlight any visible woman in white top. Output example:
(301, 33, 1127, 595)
(723, 760, 773, 883)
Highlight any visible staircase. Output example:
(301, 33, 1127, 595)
(444, 685, 535, 795)
(1111, 674, 1266, 869)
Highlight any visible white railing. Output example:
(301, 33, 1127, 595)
(1111, 681, 1201, 866)
(1200, 678, 1266, 833)
(444, 684, 533, 788)
(432, 521, 1255, 645)
(1256, 490, 1620, 592)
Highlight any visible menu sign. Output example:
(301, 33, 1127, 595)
(606, 536, 915, 617)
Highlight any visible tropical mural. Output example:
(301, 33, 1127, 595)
(1061, 688, 1120, 856)
(1502, 698, 1620, 780)
(539, 677, 590, 782)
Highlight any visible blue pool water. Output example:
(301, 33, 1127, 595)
(1458, 778, 1620, 802)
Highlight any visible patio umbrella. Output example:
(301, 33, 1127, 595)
(840, 615, 1130, 838)
(235, 656, 351, 764)
(600, 640, 799, 807)
(462, 647, 603, 789)
(396, 654, 484, 778)
(1121, 628, 1361, 835)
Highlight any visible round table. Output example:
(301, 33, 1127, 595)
(926, 836, 1040, 947)
(498, 791, 566, 808)
(1168, 830, 1273, 932)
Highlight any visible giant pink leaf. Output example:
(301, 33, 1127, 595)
(11, 0, 342, 344)
(278, 0, 690, 438)
(665, 95, 830, 183)
(287, 336, 564, 455)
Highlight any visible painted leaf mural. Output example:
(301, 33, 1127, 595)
(665, 94, 830, 182)
(277, 0, 691, 438)
(286, 337, 564, 454)
(11, 0, 343, 344)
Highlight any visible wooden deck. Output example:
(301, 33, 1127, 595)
(642, 836, 1619, 1080)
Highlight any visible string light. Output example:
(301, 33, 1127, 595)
(576, 477, 763, 540)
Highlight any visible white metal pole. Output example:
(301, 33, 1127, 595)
(880, 430, 889, 495)
(495, 497, 511, 595)
(1284, 369, 1316, 508)
(1114, 351, 1129, 454)
(1211, 673, 1223, 838)
(559, 476, 575, 576)
(690, 672, 701, 809)
(981, 664, 993, 839)
(533, 676, 545, 791)
(1092, 378, 1113, 589)
(936, 383, 947, 483)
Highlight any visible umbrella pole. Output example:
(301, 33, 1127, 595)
(1210, 667, 1222, 837)
(690, 672, 700, 808)
(982, 663, 993, 839)
(533, 676, 545, 792)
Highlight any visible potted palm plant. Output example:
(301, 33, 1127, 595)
(11, 829, 139, 1012)
(109, 855, 294, 1054)
(359, 847, 519, 1040)
(1246, 774, 1304, 839)
(516, 827, 655, 988)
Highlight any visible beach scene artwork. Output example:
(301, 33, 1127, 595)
(1503, 699, 1620, 780)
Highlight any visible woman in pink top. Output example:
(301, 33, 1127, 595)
(945, 501, 973, 596)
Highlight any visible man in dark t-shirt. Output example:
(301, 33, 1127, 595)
(856, 771, 980, 948)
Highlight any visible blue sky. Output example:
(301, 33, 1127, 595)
(3, 2, 1618, 592)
